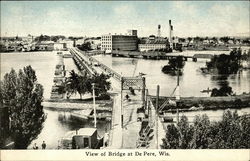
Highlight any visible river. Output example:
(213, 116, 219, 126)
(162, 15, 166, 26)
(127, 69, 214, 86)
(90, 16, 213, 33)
(1, 50, 249, 149)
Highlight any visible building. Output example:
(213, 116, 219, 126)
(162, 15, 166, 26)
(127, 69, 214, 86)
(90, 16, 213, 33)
(85, 38, 101, 50)
(101, 30, 138, 53)
(75, 39, 85, 46)
(54, 43, 66, 50)
(138, 43, 167, 52)
(59, 40, 74, 49)
(138, 38, 169, 52)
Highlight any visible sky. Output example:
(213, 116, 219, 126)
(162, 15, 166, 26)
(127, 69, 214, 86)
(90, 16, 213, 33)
(0, 1, 249, 37)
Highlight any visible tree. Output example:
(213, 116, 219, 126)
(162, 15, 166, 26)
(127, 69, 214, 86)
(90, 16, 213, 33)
(88, 73, 111, 97)
(240, 114, 250, 148)
(219, 37, 230, 44)
(190, 114, 211, 148)
(211, 82, 233, 97)
(79, 42, 92, 51)
(162, 56, 185, 75)
(161, 110, 250, 149)
(0, 66, 45, 149)
(215, 110, 242, 148)
(177, 115, 194, 149)
(161, 124, 180, 149)
(60, 70, 111, 99)
(187, 37, 192, 44)
(206, 49, 242, 74)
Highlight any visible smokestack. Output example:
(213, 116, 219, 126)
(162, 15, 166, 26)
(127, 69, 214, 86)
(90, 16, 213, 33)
(169, 20, 173, 49)
(158, 24, 161, 37)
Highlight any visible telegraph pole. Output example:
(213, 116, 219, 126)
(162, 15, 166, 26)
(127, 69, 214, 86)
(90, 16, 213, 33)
(156, 85, 160, 149)
(92, 83, 97, 128)
(176, 69, 180, 124)
(121, 77, 124, 148)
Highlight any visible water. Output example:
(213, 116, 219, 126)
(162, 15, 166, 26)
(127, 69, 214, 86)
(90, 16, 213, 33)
(94, 54, 250, 97)
(1, 51, 110, 149)
(1, 51, 250, 149)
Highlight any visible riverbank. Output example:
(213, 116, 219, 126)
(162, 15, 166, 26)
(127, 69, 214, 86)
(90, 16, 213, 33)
(42, 99, 113, 112)
(152, 94, 250, 112)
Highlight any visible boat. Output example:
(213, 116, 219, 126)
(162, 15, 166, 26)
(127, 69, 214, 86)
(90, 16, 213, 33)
(88, 112, 112, 121)
(71, 109, 93, 120)
(200, 87, 212, 93)
(139, 72, 146, 76)
(71, 109, 112, 121)
(63, 54, 73, 58)
(59, 127, 103, 149)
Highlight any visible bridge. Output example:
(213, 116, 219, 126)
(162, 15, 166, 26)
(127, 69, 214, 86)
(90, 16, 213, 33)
(111, 50, 214, 62)
(68, 47, 161, 149)
(69, 48, 97, 75)
(71, 48, 122, 81)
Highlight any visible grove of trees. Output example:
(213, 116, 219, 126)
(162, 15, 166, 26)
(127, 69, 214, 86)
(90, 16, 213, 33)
(58, 70, 111, 100)
(162, 56, 185, 75)
(78, 42, 92, 51)
(206, 48, 242, 74)
(161, 110, 250, 149)
(210, 82, 233, 97)
(0, 66, 45, 149)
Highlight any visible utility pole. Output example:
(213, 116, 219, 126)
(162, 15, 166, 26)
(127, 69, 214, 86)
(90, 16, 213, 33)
(176, 69, 180, 124)
(142, 77, 146, 108)
(92, 83, 97, 128)
(156, 85, 160, 149)
(121, 77, 124, 148)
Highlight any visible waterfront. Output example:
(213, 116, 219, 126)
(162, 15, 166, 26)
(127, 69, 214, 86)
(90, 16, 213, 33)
(94, 53, 250, 97)
(1, 51, 250, 149)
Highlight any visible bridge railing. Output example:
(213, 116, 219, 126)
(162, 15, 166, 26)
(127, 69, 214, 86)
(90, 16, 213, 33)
(69, 48, 97, 75)
(74, 47, 122, 81)
(136, 91, 156, 148)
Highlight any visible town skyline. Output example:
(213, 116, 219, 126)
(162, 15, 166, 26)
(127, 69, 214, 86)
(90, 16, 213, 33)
(1, 1, 249, 37)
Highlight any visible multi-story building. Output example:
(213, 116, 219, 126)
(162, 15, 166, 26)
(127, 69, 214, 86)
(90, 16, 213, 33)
(138, 37, 170, 52)
(101, 30, 138, 53)
(138, 43, 167, 52)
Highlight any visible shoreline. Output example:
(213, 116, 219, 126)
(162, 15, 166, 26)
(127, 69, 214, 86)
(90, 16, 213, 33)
(151, 94, 250, 112)
(42, 99, 113, 112)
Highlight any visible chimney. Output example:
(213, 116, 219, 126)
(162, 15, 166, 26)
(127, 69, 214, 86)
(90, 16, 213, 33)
(169, 20, 173, 49)
(158, 25, 161, 37)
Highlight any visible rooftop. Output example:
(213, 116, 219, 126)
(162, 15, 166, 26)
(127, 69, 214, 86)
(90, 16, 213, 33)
(139, 38, 168, 44)
(77, 128, 97, 136)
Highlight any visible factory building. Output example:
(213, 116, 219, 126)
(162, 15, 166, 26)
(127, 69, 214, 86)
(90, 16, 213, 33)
(138, 37, 169, 52)
(138, 43, 167, 52)
(138, 25, 170, 52)
(101, 30, 138, 53)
